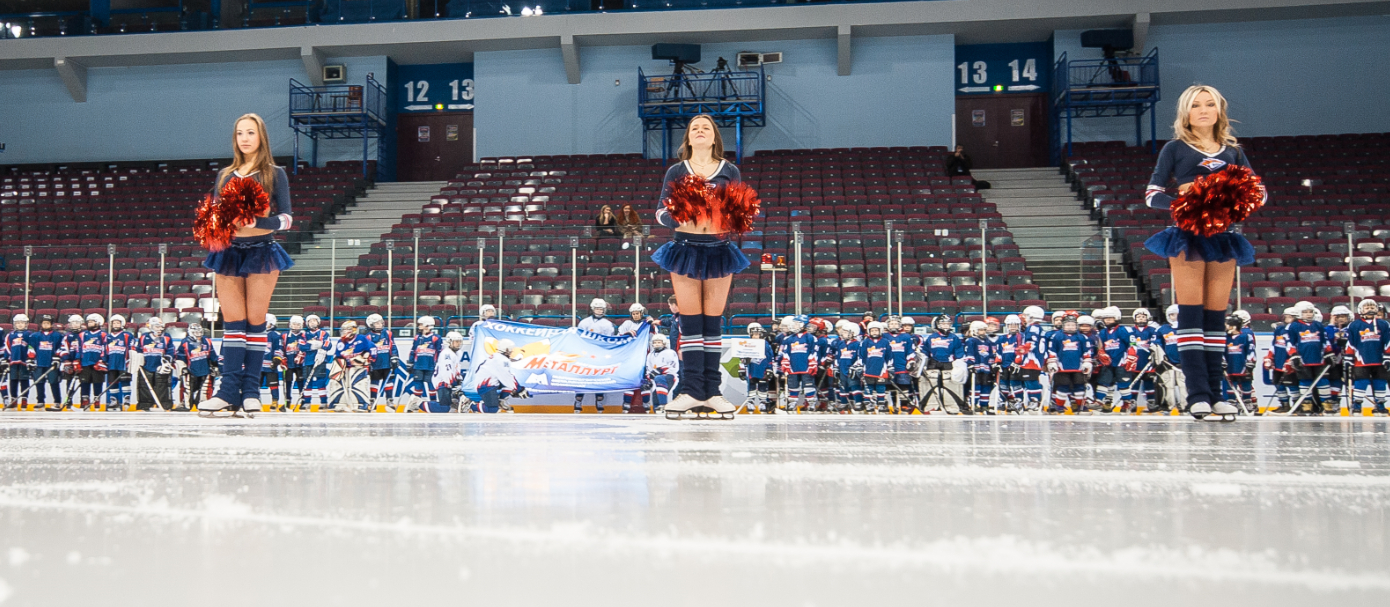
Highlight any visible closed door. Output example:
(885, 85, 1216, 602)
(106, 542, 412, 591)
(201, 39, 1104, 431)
(396, 112, 474, 182)
(954, 94, 1048, 169)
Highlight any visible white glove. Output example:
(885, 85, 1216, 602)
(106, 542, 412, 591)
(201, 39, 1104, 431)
(1046, 361, 1060, 374)
(950, 359, 969, 384)
(1081, 362, 1093, 374)
(130, 351, 145, 369)
(175, 360, 187, 373)
(315, 350, 328, 366)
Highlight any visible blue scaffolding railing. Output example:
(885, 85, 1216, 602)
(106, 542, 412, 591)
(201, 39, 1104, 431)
(1051, 48, 1161, 162)
(289, 74, 388, 179)
(638, 65, 766, 163)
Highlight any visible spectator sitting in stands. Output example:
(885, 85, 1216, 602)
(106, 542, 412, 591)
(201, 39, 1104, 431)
(618, 203, 643, 236)
(595, 205, 620, 238)
(947, 145, 990, 190)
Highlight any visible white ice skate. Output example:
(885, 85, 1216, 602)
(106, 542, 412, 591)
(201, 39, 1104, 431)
(700, 395, 737, 420)
(664, 394, 701, 420)
(196, 396, 235, 418)
(236, 398, 261, 419)
(1189, 401, 1212, 420)
(1207, 401, 1238, 422)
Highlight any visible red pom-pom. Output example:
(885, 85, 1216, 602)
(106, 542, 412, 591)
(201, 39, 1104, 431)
(663, 174, 713, 225)
(713, 181, 761, 235)
(1170, 165, 1265, 238)
(193, 176, 272, 252)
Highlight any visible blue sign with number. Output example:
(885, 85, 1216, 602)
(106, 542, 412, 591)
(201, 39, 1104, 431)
(953, 42, 1051, 95)
(398, 63, 475, 113)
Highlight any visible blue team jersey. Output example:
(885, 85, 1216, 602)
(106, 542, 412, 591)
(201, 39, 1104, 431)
(833, 338, 861, 375)
(26, 331, 64, 367)
(1344, 318, 1390, 366)
(1098, 325, 1131, 367)
(105, 331, 135, 371)
(779, 332, 819, 374)
(857, 336, 891, 379)
(332, 334, 375, 361)
(77, 330, 108, 367)
(408, 333, 443, 371)
(963, 337, 996, 371)
(887, 332, 917, 376)
(5, 330, 31, 364)
(1020, 323, 1047, 370)
(996, 333, 1022, 367)
(1047, 332, 1092, 372)
(1154, 325, 1181, 365)
(261, 330, 284, 371)
(743, 340, 775, 378)
(303, 328, 332, 367)
(176, 337, 218, 377)
(1224, 331, 1256, 375)
(137, 334, 174, 372)
(923, 331, 964, 364)
(1128, 325, 1156, 369)
(1286, 320, 1330, 364)
(282, 331, 307, 368)
(367, 330, 397, 371)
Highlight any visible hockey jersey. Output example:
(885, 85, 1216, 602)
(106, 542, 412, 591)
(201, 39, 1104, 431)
(433, 345, 467, 389)
(1344, 318, 1390, 366)
(887, 332, 918, 377)
(1127, 325, 1157, 371)
(367, 329, 397, 371)
(302, 328, 332, 368)
(408, 333, 444, 371)
(261, 330, 284, 372)
(282, 330, 308, 369)
(648, 348, 680, 378)
(1019, 323, 1047, 370)
(1047, 332, 1093, 372)
(995, 332, 1022, 368)
(472, 352, 518, 391)
(857, 336, 892, 379)
(742, 340, 774, 379)
(1098, 325, 1130, 367)
(779, 332, 819, 374)
(26, 331, 64, 368)
(578, 315, 616, 336)
(818, 335, 837, 367)
(1286, 320, 1331, 366)
(5, 330, 31, 365)
(137, 333, 174, 372)
(963, 337, 997, 372)
(618, 319, 646, 336)
(175, 336, 218, 377)
(332, 333, 375, 366)
(923, 331, 965, 364)
(77, 330, 107, 367)
(1157, 324, 1182, 364)
(833, 337, 861, 375)
(105, 331, 135, 371)
(1224, 330, 1256, 376)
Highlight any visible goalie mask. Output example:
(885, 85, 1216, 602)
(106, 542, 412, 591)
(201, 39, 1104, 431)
(340, 320, 359, 338)
(146, 318, 165, 335)
(188, 323, 204, 339)
(1061, 314, 1079, 334)
(886, 316, 902, 332)
(933, 315, 953, 333)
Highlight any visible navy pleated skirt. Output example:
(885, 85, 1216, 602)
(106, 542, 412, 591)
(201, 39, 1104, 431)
(202, 235, 295, 277)
(653, 232, 749, 280)
(1144, 227, 1255, 266)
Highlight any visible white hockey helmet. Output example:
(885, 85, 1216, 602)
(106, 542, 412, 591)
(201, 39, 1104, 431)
(1004, 314, 1021, 326)
(11, 313, 28, 325)
(496, 338, 515, 354)
(651, 334, 668, 349)
(590, 298, 608, 309)
(1166, 304, 1179, 322)
(1359, 299, 1380, 316)
(1295, 300, 1314, 312)
(265, 313, 277, 328)
(747, 322, 764, 335)
(1022, 306, 1045, 323)
(1331, 305, 1353, 317)
(417, 315, 436, 327)
(886, 315, 903, 331)
(445, 331, 464, 343)
(867, 321, 886, 333)
(85, 313, 104, 327)
(146, 317, 165, 332)
(1281, 307, 1299, 318)
(479, 303, 497, 317)
(1132, 308, 1151, 322)
(289, 315, 304, 330)
(109, 314, 126, 327)
(1078, 315, 1095, 326)
(629, 303, 645, 313)
(968, 320, 987, 335)
(1314, 310, 1324, 323)
(1232, 309, 1251, 325)
(305, 314, 321, 328)
(1090, 309, 1104, 319)
(901, 316, 915, 326)
(365, 313, 384, 330)
(68, 314, 84, 325)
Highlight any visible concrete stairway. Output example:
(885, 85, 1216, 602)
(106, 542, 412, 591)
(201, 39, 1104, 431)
(269, 181, 446, 319)
(974, 168, 1147, 312)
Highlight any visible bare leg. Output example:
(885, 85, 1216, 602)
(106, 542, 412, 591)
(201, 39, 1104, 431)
(215, 275, 248, 323)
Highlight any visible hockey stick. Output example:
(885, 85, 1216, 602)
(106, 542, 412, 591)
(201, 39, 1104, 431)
(134, 365, 171, 411)
(293, 352, 329, 410)
(1222, 370, 1252, 416)
(1282, 361, 1335, 415)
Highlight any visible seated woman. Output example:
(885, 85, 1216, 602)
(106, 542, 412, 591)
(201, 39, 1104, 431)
(618, 203, 643, 236)
(594, 205, 619, 238)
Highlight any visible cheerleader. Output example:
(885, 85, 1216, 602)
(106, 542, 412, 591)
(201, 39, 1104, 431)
(197, 113, 295, 417)
(652, 114, 756, 420)
(1143, 85, 1265, 422)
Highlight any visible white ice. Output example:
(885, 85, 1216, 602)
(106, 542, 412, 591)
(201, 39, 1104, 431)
(0, 413, 1388, 606)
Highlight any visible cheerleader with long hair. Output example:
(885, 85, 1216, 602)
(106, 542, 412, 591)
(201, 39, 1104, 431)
(1143, 85, 1265, 422)
(653, 115, 759, 420)
(196, 113, 295, 417)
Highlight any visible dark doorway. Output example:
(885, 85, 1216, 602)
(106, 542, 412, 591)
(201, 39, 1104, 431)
(396, 112, 474, 182)
(954, 94, 1048, 169)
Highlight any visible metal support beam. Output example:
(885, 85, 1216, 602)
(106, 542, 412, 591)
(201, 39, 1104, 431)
(837, 24, 852, 76)
(561, 34, 580, 85)
(1132, 12, 1150, 52)
(301, 46, 325, 86)
(54, 57, 87, 102)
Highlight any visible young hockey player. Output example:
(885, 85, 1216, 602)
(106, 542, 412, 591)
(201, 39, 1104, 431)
(576, 299, 615, 412)
(135, 318, 175, 411)
(328, 320, 375, 413)
(472, 338, 528, 413)
(1077, 315, 1101, 408)
(58, 314, 84, 409)
(408, 316, 444, 406)
(1326, 306, 1353, 405)
(29, 315, 66, 410)
(830, 320, 863, 414)
(281, 315, 308, 406)
(886, 315, 918, 413)
(104, 315, 135, 411)
(258, 314, 285, 411)
(433, 332, 467, 412)
(1094, 307, 1128, 412)
(364, 313, 399, 408)
(996, 315, 1025, 412)
(857, 321, 892, 413)
(644, 334, 679, 414)
(300, 314, 332, 409)
(1015, 306, 1048, 411)
(738, 323, 775, 414)
(5, 314, 34, 410)
(1151, 305, 1186, 413)
(920, 314, 967, 414)
(1046, 313, 1094, 413)
(963, 320, 998, 414)
(1263, 308, 1297, 414)
(619, 303, 650, 336)
(174, 322, 219, 412)
(1223, 313, 1257, 413)
(1120, 308, 1158, 411)
(74, 314, 109, 410)
(1285, 304, 1334, 415)
(778, 315, 820, 413)
(813, 318, 837, 411)
(1344, 299, 1390, 416)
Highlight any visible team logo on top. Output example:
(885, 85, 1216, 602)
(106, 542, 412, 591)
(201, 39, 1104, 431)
(1199, 158, 1228, 171)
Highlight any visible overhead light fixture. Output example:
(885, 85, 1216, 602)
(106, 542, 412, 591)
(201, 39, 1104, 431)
(521, 7, 533, 16)
(12, 24, 23, 38)
(534, 7, 543, 15)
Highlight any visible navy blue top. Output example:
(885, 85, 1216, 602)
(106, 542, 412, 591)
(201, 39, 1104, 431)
(655, 160, 742, 228)
(215, 166, 294, 233)
(1145, 140, 1262, 210)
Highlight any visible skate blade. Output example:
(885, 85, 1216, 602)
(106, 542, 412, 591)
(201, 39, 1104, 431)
(197, 409, 236, 419)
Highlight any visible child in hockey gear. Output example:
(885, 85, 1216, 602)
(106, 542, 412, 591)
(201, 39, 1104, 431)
(325, 320, 375, 413)
(473, 339, 527, 413)
(174, 323, 218, 412)
(259, 313, 286, 411)
(364, 313, 399, 408)
(963, 321, 999, 414)
(812, 318, 837, 412)
(996, 315, 1025, 412)
(886, 316, 918, 413)
(738, 323, 775, 413)
(919, 315, 968, 414)
(1117, 308, 1158, 412)
(1077, 315, 1101, 409)
(644, 334, 680, 413)
(433, 332, 467, 412)
(857, 322, 892, 413)
(576, 299, 616, 412)
(298, 315, 332, 409)
(1047, 315, 1094, 413)
(1093, 307, 1128, 412)
(618, 303, 650, 336)
(1150, 305, 1186, 413)
(103, 315, 134, 411)
(778, 315, 820, 413)
(1222, 314, 1256, 412)
(830, 321, 863, 413)
(196, 113, 297, 418)
(470, 304, 499, 337)
(1286, 306, 1334, 415)
(74, 314, 111, 410)
(1326, 306, 1353, 404)
(1263, 308, 1297, 414)
(408, 316, 444, 407)
(282, 315, 308, 405)
(1016, 306, 1048, 411)
(135, 318, 175, 411)
(28, 315, 66, 410)
(5, 314, 33, 410)
(58, 315, 83, 408)
(1345, 299, 1390, 416)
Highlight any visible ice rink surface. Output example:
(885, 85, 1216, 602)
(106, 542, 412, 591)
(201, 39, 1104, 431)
(0, 414, 1388, 606)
